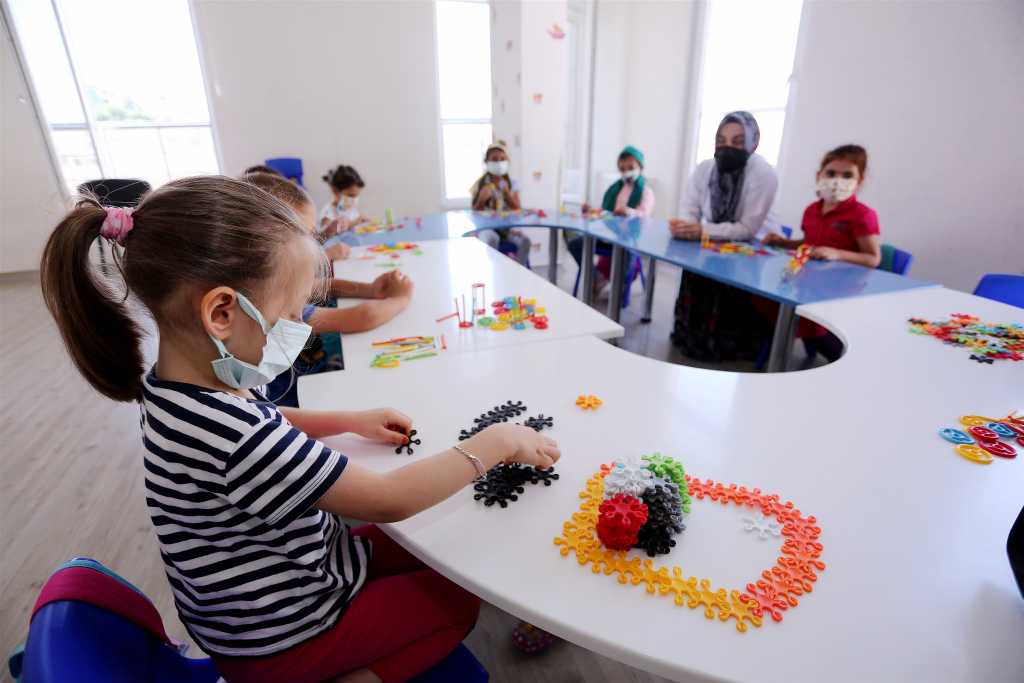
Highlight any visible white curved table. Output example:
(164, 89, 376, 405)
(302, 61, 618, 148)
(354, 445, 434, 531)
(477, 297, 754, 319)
(333, 238, 623, 369)
(299, 281, 1024, 682)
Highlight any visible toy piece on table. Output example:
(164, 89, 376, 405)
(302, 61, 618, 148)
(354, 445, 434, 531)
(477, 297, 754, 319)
(472, 283, 486, 316)
(597, 493, 648, 550)
(441, 334, 447, 350)
(908, 314, 1024, 364)
(394, 429, 421, 456)
(458, 400, 529, 440)
(455, 295, 473, 328)
(370, 336, 440, 369)
(367, 242, 419, 253)
(575, 394, 602, 410)
(473, 463, 559, 508)
(742, 512, 782, 540)
(782, 244, 813, 279)
(938, 412, 1020, 463)
(700, 231, 711, 250)
(701, 239, 771, 256)
(636, 480, 686, 557)
(385, 208, 394, 226)
(521, 414, 554, 432)
(435, 311, 459, 323)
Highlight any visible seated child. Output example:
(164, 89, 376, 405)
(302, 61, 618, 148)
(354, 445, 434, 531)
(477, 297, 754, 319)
(243, 172, 413, 404)
(320, 165, 370, 244)
(40, 174, 560, 683)
(568, 145, 654, 295)
(471, 140, 531, 267)
(762, 144, 880, 267)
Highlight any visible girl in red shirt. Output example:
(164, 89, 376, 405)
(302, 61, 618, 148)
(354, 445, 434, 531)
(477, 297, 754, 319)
(765, 144, 881, 268)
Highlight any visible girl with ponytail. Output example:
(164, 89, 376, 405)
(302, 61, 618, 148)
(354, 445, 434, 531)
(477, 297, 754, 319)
(40, 175, 560, 682)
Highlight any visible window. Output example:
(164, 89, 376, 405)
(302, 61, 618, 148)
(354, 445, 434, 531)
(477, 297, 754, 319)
(693, 0, 804, 167)
(435, 0, 492, 204)
(5, 0, 219, 193)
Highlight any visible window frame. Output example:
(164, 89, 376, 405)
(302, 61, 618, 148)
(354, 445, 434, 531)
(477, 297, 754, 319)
(433, 0, 493, 210)
(0, 0, 222, 194)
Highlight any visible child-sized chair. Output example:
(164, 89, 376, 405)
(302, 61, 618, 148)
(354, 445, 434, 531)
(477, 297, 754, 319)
(265, 157, 305, 186)
(878, 243, 914, 276)
(973, 273, 1024, 309)
(498, 239, 530, 269)
(9, 557, 489, 683)
(572, 245, 646, 309)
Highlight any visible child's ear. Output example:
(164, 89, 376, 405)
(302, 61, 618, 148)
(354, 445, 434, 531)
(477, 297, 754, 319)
(201, 286, 240, 340)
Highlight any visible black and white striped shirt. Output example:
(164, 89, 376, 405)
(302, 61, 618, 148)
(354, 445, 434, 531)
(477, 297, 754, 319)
(140, 370, 369, 657)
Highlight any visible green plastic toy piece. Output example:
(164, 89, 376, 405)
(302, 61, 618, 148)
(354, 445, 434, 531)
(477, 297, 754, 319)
(642, 452, 692, 514)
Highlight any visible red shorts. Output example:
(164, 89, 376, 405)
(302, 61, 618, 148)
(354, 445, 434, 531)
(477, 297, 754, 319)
(212, 525, 481, 683)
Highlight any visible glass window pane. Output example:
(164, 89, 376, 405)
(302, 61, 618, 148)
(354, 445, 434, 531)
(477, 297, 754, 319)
(50, 128, 101, 192)
(436, 1, 492, 120)
(94, 126, 170, 186)
(55, 0, 212, 125)
(6, 0, 86, 124)
(442, 123, 493, 200)
(160, 127, 219, 178)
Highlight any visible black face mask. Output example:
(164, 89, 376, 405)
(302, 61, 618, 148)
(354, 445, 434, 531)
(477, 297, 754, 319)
(714, 146, 749, 173)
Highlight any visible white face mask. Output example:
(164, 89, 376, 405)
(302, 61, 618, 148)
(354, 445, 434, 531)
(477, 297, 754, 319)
(816, 177, 857, 203)
(621, 169, 640, 182)
(341, 195, 358, 210)
(209, 292, 312, 390)
(485, 160, 509, 176)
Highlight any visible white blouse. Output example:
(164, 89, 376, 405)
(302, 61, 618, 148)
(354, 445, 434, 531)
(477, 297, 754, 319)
(677, 153, 781, 240)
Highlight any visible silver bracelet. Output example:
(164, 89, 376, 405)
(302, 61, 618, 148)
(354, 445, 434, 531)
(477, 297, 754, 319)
(453, 444, 487, 480)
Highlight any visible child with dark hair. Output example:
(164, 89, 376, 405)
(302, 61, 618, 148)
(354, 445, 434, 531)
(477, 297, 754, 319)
(40, 174, 559, 683)
(320, 164, 369, 239)
(763, 144, 881, 267)
(470, 141, 532, 266)
(243, 164, 284, 177)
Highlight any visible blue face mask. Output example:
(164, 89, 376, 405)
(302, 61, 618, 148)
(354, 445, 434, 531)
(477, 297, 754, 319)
(209, 292, 312, 390)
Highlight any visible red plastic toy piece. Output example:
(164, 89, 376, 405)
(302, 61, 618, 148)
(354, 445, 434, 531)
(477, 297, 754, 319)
(739, 580, 789, 622)
(968, 426, 1000, 442)
(998, 421, 1024, 437)
(978, 440, 1017, 459)
(596, 494, 648, 550)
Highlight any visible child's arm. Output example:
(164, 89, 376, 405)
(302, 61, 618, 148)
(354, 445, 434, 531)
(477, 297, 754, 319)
(330, 278, 375, 299)
(761, 233, 804, 249)
(279, 407, 412, 442)
(308, 296, 411, 334)
(472, 183, 495, 210)
(503, 187, 522, 210)
(324, 243, 351, 261)
(331, 270, 412, 300)
(811, 234, 881, 268)
(317, 423, 560, 522)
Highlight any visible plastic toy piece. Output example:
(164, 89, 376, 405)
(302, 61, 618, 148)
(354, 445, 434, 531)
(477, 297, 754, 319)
(968, 426, 1001, 442)
(522, 414, 554, 432)
(642, 453, 691, 513)
(782, 244, 813, 279)
(576, 394, 602, 410)
(977, 440, 1017, 459)
(740, 581, 789, 623)
(970, 354, 995, 364)
(473, 463, 559, 508)
(959, 415, 999, 427)
(954, 444, 994, 465)
(635, 480, 685, 557)
(741, 512, 781, 540)
(908, 316, 1024, 364)
(997, 420, 1024, 438)
(458, 400, 530, 440)
(986, 422, 1018, 438)
(511, 622, 556, 654)
(938, 428, 975, 445)
(435, 311, 459, 323)
(395, 429, 421, 455)
(597, 494, 648, 550)
(602, 460, 654, 499)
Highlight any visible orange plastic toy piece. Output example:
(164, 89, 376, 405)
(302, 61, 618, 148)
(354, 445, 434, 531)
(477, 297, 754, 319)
(576, 394, 602, 410)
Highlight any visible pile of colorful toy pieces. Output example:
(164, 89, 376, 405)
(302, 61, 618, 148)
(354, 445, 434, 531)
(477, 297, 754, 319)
(596, 455, 691, 557)
(475, 208, 543, 218)
(367, 242, 421, 255)
(354, 213, 422, 234)
(370, 335, 441, 368)
(907, 313, 1024, 364)
(476, 296, 549, 331)
(699, 235, 771, 256)
(554, 460, 825, 632)
(782, 244, 813, 278)
(938, 412, 1023, 464)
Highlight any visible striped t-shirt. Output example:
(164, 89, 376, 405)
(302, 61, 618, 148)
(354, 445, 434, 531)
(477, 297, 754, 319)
(140, 370, 369, 657)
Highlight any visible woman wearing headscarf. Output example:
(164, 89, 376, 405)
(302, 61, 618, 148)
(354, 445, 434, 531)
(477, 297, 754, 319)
(667, 111, 780, 361)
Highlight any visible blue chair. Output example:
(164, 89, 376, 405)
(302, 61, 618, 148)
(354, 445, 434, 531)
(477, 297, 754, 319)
(265, 157, 305, 187)
(878, 243, 914, 275)
(10, 557, 488, 683)
(974, 273, 1024, 309)
(572, 245, 646, 309)
(498, 239, 530, 269)
(781, 226, 793, 239)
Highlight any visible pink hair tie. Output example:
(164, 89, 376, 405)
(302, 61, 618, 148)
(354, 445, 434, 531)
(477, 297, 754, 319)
(100, 206, 135, 245)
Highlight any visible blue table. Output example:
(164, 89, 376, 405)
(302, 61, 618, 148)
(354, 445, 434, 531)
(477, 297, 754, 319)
(330, 211, 935, 371)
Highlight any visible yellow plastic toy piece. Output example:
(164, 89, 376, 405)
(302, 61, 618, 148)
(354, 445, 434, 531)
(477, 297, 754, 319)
(958, 415, 998, 427)
(489, 321, 509, 331)
(954, 444, 994, 464)
(575, 394, 603, 410)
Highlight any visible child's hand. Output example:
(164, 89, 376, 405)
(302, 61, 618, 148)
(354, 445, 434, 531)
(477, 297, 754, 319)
(371, 270, 413, 299)
(811, 246, 840, 261)
(669, 219, 702, 240)
(325, 242, 351, 261)
(478, 184, 495, 201)
(580, 202, 591, 214)
(348, 408, 413, 445)
(613, 207, 628, 217)
(468, 423, 561, 470)
(761, 232, 786, 247)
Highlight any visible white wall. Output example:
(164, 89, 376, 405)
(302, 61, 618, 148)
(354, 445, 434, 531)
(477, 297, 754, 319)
(777, 0, 1024, 291)
(490, 0, 522, 180)
(0, 15, 65, 274)
(193, 0, 443, 219)
(589, 0, 698, 218)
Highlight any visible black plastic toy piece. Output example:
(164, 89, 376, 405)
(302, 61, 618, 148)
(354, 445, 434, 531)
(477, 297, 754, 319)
(459, 400, 530, 440)
(969, 354, 994, 364)
(472, 463, 560, 508)
(634, 480, 685, 557)
(522, 414, 554, 432)
(395, 429, 421, 455)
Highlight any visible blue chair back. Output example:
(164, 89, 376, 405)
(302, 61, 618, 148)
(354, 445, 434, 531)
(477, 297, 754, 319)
(878, 243, 913, 276)
(265, 157, 305, 187)
(973, 273, 1024, 308)
(409, 644, 489, 683)
(781, 226, 793, 239)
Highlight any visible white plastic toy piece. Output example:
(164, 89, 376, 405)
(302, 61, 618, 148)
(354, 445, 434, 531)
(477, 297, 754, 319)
(741, 512, 781, 540)
(603, 459, 653, 499)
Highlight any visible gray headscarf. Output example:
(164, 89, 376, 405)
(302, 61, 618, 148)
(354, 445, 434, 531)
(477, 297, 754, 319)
(709, 111, 760, 224)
